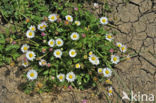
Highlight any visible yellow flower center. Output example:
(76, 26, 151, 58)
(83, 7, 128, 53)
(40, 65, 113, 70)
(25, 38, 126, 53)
(51, 16, 55, 20)
(23, 47, 28, 51)
(29, 53, 33, 58)
(43, 25, 46, 28)
(59, 75, 63, 80)
(75, 21, 79, 25)
(102, 19, 106, 23)
(30, 72, 34, 77)
(56, 51, 60, 55)
(121, 47, 125, 51)
(105, 70, 110, 74)
(29, 32, 33, 36)
(42, 61, 46, 65)
(109, 89, 112, 94)
(71, 51, 75, 55)
(76, 64, 80, 68)
(91, 56, 96, 61)
(89, 52, 93, 56)
(57, 41, 61, 45)
(31, 27, 35, 31)
(24, 62, 28, 65)
(107, 35, 112, 39)
(67, 17, 71, 21)
(113, 57, 117, 61)
(73, 34, 77, 38)
(50, 41, 54, 45)
(98, 69, 102, 73)
(118, 44, 122, 47)
(40, 26, 43, 29)
(69, 75, 73, 79)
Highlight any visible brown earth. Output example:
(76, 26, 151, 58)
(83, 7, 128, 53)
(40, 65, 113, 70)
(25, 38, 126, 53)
(0, 0, 156, 103)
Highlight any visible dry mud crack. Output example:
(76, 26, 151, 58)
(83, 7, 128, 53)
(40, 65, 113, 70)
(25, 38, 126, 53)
(0, 0, 156, 103)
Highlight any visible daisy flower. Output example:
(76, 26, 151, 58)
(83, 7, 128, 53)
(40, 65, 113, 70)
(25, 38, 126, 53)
(111, 55, 120, 64)
(108, 87, 113, 96)
(105, 33, 113, 41)
(103, 67, 112, 77)
(26, 30, 35, 38)
(29, 25, 36, 32)
(120, 45, 127, 53)
(89, 51, 93, 56)
(54, 49, 62, 58)
(57, 73, 65, 82)
(39, 59, 47, 66)
(27, 69, 38, 80)
(26, 51, 36, 61)
(48, 14, 57, 22)
(116, 42, 122, 48)
(100, 17, 108, 25)
(22, 60, 29, 67)
(56, 38, 64, 47)
(98, 68, 103, 74)
(71, 32, 79, 40)
(66, 72, 76, 82)
(75, 63, 80, 68)
(74, 21, 81, 26)
(69, 49, 77, 57)
(21, 44, 29, 53)
(48, 39, 55, 47)
(65, 15, 73, 22)
(37, 22, 47, 31)
(89, 54, 100, 65)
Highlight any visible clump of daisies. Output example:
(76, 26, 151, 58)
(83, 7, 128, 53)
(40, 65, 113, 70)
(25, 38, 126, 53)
(20, 8, 128, 95)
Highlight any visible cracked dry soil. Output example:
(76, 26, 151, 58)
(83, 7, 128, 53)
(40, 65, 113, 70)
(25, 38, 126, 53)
(0, 0, 156, 103)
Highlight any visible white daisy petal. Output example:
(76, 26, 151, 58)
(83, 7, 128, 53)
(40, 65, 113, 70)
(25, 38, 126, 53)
(57, 74, 65, 82)
(26, 51, 36, 61)
(106, 33, 113, 41)
(74, 21, 81, 26)
(56, 38, 64, 47)
(29, 25, 36, 32)
(48, 39, 55, 47)
(116, 42, 122, 48)
(48, 14, 57, 22)
(103, 67, 112, 77)
(111, 55, 120, 64)
(65, 15, 73, 22)
(26, 30, 35, 38)
(120, 45, 127, 53)
(71, 32, 79, 40)
(22, 60, 29, 67)
(21, 44, 29, 53)
(100, 17, 108, 25)
(66, 72, 76, 82)
(27, 69, 38, 80)
(54, 49, 62, 58)
(69, 49, 77, 57)
(39, 59, 47, 66)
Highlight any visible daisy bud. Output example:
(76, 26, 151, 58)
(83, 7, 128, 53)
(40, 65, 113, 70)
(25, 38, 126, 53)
(43, 40, 46, 43)
(68, 85, 73, 90)
(57, 18, 62, 23)
(74, 7, 78, 11)
(26, 18, 30, 23)
(55, 31, 59, 35)
(51, 76, 55, 80)
(64, 21, 69, 25)
(82, 99, 87, 103)
(109, 48, 114, 53)
(82, 33, 86, 38)
(24, 57, 27, 61)
(43, 16, 48, 21)
(94, 3, 99, 9)
(41, 32, 46, 36)
(49, 48, 53, 52)
(12, 41, 16, 44)
(42, 48, 46, 53)
(47, 63, 51, 67)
